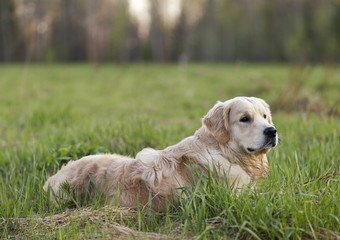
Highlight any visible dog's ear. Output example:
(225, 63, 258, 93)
(202, 101, 232, 144)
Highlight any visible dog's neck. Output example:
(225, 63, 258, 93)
(237, 154, 269, 179)
(218, 138, 269, 179)
(161, 126, 269, 180)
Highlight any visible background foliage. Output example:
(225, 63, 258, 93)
(1, 0, 340, 62)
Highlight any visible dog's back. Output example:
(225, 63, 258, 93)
(43, 152, 186, 210)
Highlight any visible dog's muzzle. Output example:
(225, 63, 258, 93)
(246, 127, 278, 153)
(263, 127, 277, 147)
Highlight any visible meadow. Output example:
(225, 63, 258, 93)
(0, 64, 339, 239)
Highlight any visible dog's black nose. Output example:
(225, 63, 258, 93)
(263, 127, 277, 137)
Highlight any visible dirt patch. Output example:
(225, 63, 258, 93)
(2, 206, 179, 239)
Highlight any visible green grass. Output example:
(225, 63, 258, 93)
(0, 63, 339, 239)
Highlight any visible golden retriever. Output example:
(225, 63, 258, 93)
(44, 97, 278, 210)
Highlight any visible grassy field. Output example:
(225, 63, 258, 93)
(0, 64, 339, 239)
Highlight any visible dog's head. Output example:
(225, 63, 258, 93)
(202, 97, 278, 154)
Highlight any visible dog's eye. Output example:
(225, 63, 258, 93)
(264, 114, 267, 119)
(240, 116, 250, 122)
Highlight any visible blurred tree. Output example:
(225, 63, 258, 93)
(85, 0, 100, 62)
(149, 0, 165, 62)
(170, 3, 187, 62)
(170, 0, 204, 62)
(0, 0, 24, 61)
(331, 2, 340, 61)
(263, 0, 289, 61)
(50, 0, 86, 61)
(108, 0, 140, 62)
(197, 0, 218, 61)
(16, 0, 53, 62)
(216, 0, 239, 61)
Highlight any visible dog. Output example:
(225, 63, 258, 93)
(44, 97, 278, 211)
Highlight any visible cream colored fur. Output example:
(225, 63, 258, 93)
(44, 97, 278, 211)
